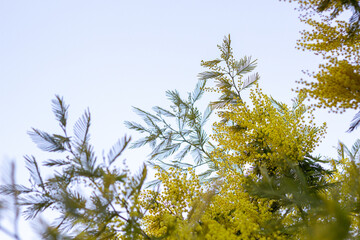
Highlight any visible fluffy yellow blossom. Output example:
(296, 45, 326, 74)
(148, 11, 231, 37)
(140, 167, 203, 238)
(298, 60, 360, 111)
(140, 167, 284, 239)
(212, 84, 326, 173)
(283, 0, 360, 112)
(134, 34, 331, 239)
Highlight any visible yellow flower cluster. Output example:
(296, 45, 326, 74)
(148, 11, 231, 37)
(204, 173, 281, 240)
(212, 85, 326, 172)
(133, 32, 333, 239)
(140, 167, 284, 239)
(298, 60, 360, 111)
(140, 167, 203, 238)
(282, 0, 360, 112)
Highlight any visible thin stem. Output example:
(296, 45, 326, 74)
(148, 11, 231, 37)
(162, 118, 212, 160)
(225, 58, 241, 98)
(10, 162, 20, 240)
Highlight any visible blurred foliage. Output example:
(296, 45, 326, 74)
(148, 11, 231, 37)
(0, 96, 151, 239)
(0, 161, 21, 240)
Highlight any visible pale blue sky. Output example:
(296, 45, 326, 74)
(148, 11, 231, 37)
(0, 1, 357, 239)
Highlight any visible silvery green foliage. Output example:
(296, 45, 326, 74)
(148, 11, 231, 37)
(0, 96, 151, 240)
(125, 80, 217, 185)
(126, 35, 259, 185)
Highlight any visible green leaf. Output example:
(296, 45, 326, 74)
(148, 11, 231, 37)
(152, 106, 175, 118)
(25, 155, 45, 188)
(236, 56, 257, 76)
(0, 184, 32, 195)
(144, 179, 162, 189)
(133, 107, 161, 123)
(151, 143, 182, 160)
(107, 136, 131, 165)
(124, 121, 149, 133)
(351, 139, 360, 161)
(198, 169, 215, 183)
(73, 109, 91, 151)
(191, 80, 206, 102)
(21, 194, 54, 220)
(52, 95, 69, 130)
(28, 128, 66, 152)
(191, 148, 203, 165)
(201, 105, 212, 126)
(175, 145, 192, 161)
(241, 73, 259, 90)
(201, 59, 221, 68)
(197, 71, 224, 81)
(270, 96, 287, 115)
(218, 34, 232, 61)
(130, 137, 150, 149)
(166, 89, 188, 109)
(43, 159, 71, 167)
(348, 110, 360, 132)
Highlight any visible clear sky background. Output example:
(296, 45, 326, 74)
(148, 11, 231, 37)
(0, 0, 358, 239)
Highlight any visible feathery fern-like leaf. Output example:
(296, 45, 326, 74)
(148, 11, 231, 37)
(107, 136, 131, 165)
(29, 129, 66, 152)
(197, 71, 224, 81)
(43, 159, 71, 167)
(52, 95, 69, 131)
(25, 155, 45, 189)
(236, 56, 257, 76)
(241, 73, 259, 90)
(73, 109, 91, 151)
(348, 110, 360, 132)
